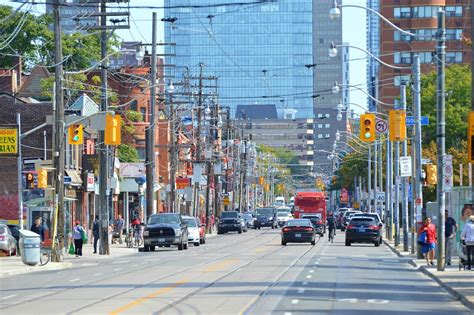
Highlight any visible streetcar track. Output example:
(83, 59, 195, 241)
(64, 229, 281, 314)
(153, 236, 323, 315)
(1, 229, 275, 311)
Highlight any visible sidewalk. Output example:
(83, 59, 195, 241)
(383, 238, 474, 310)
(0, 232, 218, 278)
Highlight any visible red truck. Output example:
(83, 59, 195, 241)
(293, 190, 327, 235)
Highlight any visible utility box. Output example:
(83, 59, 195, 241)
(19, 230, 41, 266)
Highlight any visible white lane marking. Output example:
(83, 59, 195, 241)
(113, 268, 122, 271)
(1, 294, 17, 300)
(291, 299, 299, 305)
(314, 262, 320, 265)
(309, 270, 314, 273)
(298, 288, 305, 294)
(284, 313, 292, 315)
(302, 281, 308, 285)
(93, 273, 103, 276)
(368, 299, 390, 304)
(69, 278, 80, 282)
(112, 260, 129, 264)
(306, 275, 312, 279)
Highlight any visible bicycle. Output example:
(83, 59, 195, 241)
(39, 236, 63, 266)
(328, 228, 335, 243)
(126, 226, 143, 248)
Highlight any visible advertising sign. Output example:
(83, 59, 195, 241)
(0, 127, 18, 156)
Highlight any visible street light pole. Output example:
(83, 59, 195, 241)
(436, 10, 446, 271)
(368, 145, 372, 212)
(386, 135, 392, 240)
(400, 84, 409, 252)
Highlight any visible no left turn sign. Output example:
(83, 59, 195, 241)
(375, 119, 388, 133)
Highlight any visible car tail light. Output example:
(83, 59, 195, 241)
(0, 235, 4, 241)
(304, 227, 313, 232)
(368, 225, 379, 231)
(282, 227, 290, 233)
(346, 225, 354, 230)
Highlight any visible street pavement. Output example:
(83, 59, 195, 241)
(0, 229, 471, 314)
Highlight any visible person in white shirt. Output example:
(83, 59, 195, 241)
(460, 215, 474, 270)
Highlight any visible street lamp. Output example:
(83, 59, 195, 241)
(332, 81, 340, 94)
(329, 42, 338, 58)
(329, 0, 341, 19)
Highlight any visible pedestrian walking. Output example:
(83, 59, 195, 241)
(115, 215, 124, 244)
(92, 215, 100, 254)
(72, 221, 86, 257)
(444, 210, 457, 266)
(460, 215, 474, 270)
(418, 217, 437, 266)
(30, 216, 45, 242)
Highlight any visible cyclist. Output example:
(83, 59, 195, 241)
(327, 211, 336, 241)
(131, 216, 143, 243)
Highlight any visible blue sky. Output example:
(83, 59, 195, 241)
(1, 0, 368, 112)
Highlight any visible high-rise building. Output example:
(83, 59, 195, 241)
(379, 1, 471, 107)
(367, 0, 380, 112)
(46, 0, 99, 33)
(312, 0, 346, 175)
(164, 1, 314, 118)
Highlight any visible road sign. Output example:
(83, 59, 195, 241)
(375, 118, 388, 133)
(223, 196, 230, 206)
(399, 156, 412, 177)
(376, 192, 385, 202)
(0, 127, 18, 156)
(406, 116, 429, 126)
(443, 154, 453, 192)
(421, 158, 431, 165)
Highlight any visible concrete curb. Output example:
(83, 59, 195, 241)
(0, 261, 73, 278)
(383, 239, 474, 311)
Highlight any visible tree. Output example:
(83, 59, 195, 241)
(117, 110, 143, 163)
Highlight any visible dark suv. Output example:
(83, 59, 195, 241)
(217, 211, 243, 234)
(345, 217, 382, 247)
(143, 213, 188, 251)
(254, 207, 277, 229)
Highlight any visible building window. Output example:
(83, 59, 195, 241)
(446, 52, 463, 63)
(394, 7, 411, 18)
(445, 6, 462, 17)
(140, 107, 146, 121)
(445, 29, 463, 40)
(325, 113, 330, 118)
(420, 52, 433, 64)
(318, 134, 323, 139)
(325, 124, 330, 128)
(325, 134, 331, 138)
(318, 123, 323, 128)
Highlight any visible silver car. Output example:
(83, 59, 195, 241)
(0, 224, 17, 256)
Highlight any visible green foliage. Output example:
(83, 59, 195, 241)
(117, 144, 139, 163)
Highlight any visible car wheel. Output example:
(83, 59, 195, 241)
(150, 246, 155, 251)
(341, 227, 345, 232)
(281, 240, 287, 246)
(178, 242, 184, 250)
(144, 245, 150, 252)
(238, 228, 242, 234)
(194, 242, 200, 246)
(374, 240, 380, 247)
(345, 240, 351, 246)
(311, 240, 316, 246)
(202, 237, 206, 244)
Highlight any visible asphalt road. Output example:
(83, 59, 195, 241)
(0, 229, 470, 314)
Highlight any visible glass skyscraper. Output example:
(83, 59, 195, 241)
(164, 0, 314, 118)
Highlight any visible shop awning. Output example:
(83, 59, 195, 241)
(65, 169, 83, 186)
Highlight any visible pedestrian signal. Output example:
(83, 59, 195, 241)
(68, 124, 83, 145)
(359, 114, 376, 142)
(105, 114, 121, 145)
(37, 169, 47, 189)
(25, 172, 35, 189)
(389, 110, 407, 141)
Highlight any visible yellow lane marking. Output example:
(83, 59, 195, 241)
(202, 259, 238, 273)
(109, 279, 188, 315)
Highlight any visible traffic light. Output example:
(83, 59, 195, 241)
(68, 124, 83, 145)
(468, 111, 474, 163)
(426, 164, 437, 186)
(389, 110, 407, 141)
(25, 172, 35, 189)
(359, 114, 376, 142)
(37, 169, 47, 189)
(105, 114, 121, 145)
(258, 176, 264, 185)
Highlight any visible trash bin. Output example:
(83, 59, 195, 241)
(19, 230, 41, 266)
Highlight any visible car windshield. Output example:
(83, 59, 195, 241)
(148, 214, 180, 225)
(277, 212, 288, 217)
(354, 214, 380, 222)
(221, 212, 238, 218)
(350, 218, 375, 226)
(286, 219, 311, 227)
(344, 211, 358, 218)
(182, 218, 197, 227)
(0, 226, 5, 234)
(243, 214, 252, 220)
(256, 208, 274, 216)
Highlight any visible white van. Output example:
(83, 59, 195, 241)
(274, 196, 285, 206)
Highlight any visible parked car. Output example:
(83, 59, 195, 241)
(300, 213, 324, 236)
(345, 217, 382, 247)
(277, 211, 293, 227)
(217, 211, 243, 234)
(281, 219, 316, 246)
(238, 214, 248, 232)
(143, 213, 188, 251)
(0, 224, 17, 256)
(242, 213, 254, 229)
(6, 224, 20, 252)
(182, 216, 202, 246)
(341, 211, 362, 231)
(254, 207, 277, 229)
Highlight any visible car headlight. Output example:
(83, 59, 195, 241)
(174, 228, 182, 236)
(143, 230, 149, 236)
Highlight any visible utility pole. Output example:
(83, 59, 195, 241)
(367, 145, 372, 212)
(385, 135, 392, 240)
(169, 82, 176, 213)
(400, 84, 409, 251)
(16, 114, 23, 230)
(436, 10, 446, 271)
(374, 142, 378, 213)
(98, 0, 109, 255)
(394, 139, 400, 246)
(146, 12, 158, 217)
(193, 63, 204, 217)
(52, 0, 65, 262)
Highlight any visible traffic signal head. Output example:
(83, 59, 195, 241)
(389, 110, 407, 141)
(25, 172, 35, 189)
(468, 111, 474, 163)
(68, 124, 83, 145)
(105, 114, 121, 145)
(359, 113, 376, 142)
(425, 164, 437, 186)
(37, 169, 47, 189)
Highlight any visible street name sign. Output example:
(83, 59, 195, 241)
(406, 116, 429, 126)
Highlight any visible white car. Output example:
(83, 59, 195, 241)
(277, 212, 293, 227)
(182, 216, 202, 246)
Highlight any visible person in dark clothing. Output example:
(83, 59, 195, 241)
(72, 221, 85, 257)
(92, 215, 100, 254)
(445, 210, 457, 266)
(327, 212, 336, 241)
(30, 216, 45, 241)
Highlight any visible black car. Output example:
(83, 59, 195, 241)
(254, 207, 277, 229)
(281, 219, 316, 246)
(217, 211, 243, 234)
(143, 213, 188, 251)
(300, 214, 324, 236)
(345, 217, 382, 247)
